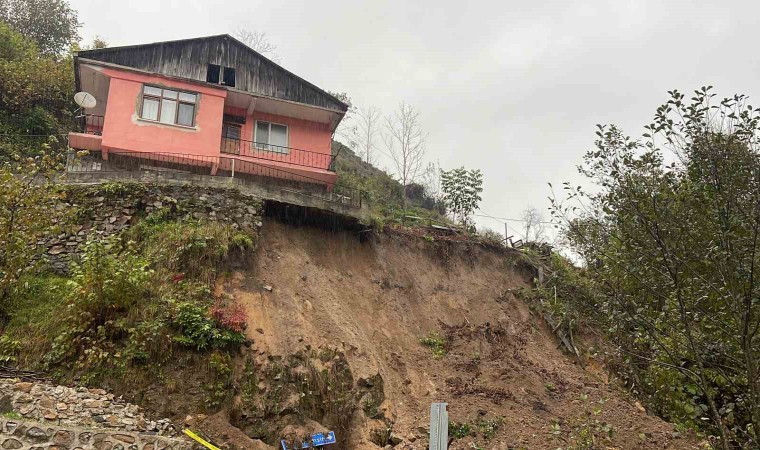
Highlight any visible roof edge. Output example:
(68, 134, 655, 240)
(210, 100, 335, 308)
(78, 34, 350, 112)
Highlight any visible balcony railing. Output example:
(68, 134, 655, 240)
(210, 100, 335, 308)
(74, 114, 104, 135)
(220, 137, 336, 172)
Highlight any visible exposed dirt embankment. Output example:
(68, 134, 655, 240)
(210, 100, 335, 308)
(212, 220, 699, 449)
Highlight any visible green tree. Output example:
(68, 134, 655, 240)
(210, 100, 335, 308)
(441, 167, 483, 227)
(551, 87, 760, 449)
(0, 21, 74, 147)
(0, 151, 67, 323)
(0, 0, 80, 56)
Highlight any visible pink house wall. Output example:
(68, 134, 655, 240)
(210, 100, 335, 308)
(100, 68, 227, 158)
(222, 107, 334, 170)
(88, 66, 336, 185)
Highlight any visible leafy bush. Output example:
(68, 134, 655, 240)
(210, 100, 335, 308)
(172, 301, 246, 350)
(0, 335, 20, 363)
(477, 228, 504, 247)
(204, 352, 233, 409)
(66, 240, 152, 324)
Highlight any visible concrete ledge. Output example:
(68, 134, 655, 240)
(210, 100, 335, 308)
(56, 170, 370, 222)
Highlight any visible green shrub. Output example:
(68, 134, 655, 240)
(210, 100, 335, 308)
(449, 421, 472, 439)
(420, 332, 446, 358)
(0, 335, 20, 363)
(204, 352, 233, 409)
(67, 240, 152, 324)
(171, 301, 246, 351)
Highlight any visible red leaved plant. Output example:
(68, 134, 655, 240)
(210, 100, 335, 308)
(210, 301, 247, 333)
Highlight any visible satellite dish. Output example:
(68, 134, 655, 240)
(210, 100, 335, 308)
(74, 92, 97, 109)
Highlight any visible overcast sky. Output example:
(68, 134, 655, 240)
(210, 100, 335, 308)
(71, 0, 760, 238)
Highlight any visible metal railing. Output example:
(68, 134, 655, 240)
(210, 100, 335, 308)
(65, 149, 366, 209)
(220, 137, 336, 172)
(74, 114, 104, 135)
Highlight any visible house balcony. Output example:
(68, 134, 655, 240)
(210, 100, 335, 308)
(220, 137, 335, 171)
(68, 114, 105, 151)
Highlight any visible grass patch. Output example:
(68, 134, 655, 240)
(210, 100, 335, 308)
(3, 275, 69, 367)
(420, 332, 447, 358)
(449, 421, 472, 439)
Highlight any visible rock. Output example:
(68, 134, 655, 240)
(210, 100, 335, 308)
(14, 382, 33, 393)
(25, 427, 48, 442)
(262, 285, 273, 292)
(53, 430, 73, 445)
(113, 435, 135, 444)
(49, 246, 65, 255)
(256, 328, 264, 334)
(0, 395, 11, 414)
(1, 438, 23, 449)
(389, 434, 403, 445)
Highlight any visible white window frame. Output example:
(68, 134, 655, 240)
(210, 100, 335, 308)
(139, 85, 198, 128)
(254, 120, 289, 154)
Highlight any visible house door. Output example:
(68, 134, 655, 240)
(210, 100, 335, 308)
(221, 123, 242, 155)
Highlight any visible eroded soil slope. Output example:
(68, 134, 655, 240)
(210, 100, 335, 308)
(217, 220, 698, 449)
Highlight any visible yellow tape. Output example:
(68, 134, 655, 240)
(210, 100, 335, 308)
(183, 429, 221, 450)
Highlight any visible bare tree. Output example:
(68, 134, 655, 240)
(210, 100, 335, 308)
(233, 28, 281, 62)
(522, 207, 546, 242)
(383, 102, 427, 209)
(330, 92, 356, 147)
(354, 106, 381, 165)
(421, 160, 442, 203)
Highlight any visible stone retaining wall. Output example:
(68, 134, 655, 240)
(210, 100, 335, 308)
(0, 419, 194, 450)
(0, 380, 175, 436)
(43, 183, 263, 273)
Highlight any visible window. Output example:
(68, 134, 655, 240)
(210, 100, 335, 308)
(206, 64, 220, 83)
(255, 121, 288, 153)
(140, 85, 197, 127)
(207, 64, 236, 87)
(223, 67, 236, 87)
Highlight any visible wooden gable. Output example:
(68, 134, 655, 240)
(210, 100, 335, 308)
(77, 35, 347, 112)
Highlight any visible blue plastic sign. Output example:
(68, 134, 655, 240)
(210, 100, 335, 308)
(280, 431, 336, 449)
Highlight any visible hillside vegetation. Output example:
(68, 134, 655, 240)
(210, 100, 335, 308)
(331, 141, 446, 223)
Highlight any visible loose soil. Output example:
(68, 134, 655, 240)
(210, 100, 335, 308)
(204, 220, 702, 449)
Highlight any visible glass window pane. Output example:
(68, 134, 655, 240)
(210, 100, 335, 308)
(177, 103, 194, 126)
(270, 124, 288, 150)
(143, 85, 162, 96)
(141, 97, 159, 120)
(163, 89, 178, 99)
(256, 121, 269, 145)
(178, 92, 196, 103)
(159, 99, 177, 124)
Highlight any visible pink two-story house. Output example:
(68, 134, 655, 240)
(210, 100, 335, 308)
(68, 34, 348, 188)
